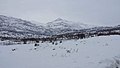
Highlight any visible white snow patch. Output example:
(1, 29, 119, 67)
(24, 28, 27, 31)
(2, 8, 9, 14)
(0, 35, 120, 68)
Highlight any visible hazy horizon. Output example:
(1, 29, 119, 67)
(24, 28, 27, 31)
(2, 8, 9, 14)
(0, 0, 120, 26)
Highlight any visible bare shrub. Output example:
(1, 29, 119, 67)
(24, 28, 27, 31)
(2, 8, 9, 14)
(106, 57, 120, 68)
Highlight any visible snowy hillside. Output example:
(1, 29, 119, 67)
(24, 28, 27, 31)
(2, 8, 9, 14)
(0, 15, 96, 37)
(0, 35, 120, 68)
(0, 15, 120, 40)
(45, 18, 94, 35)
(46, 18, 93, 29)
(0, 15, 46, 37)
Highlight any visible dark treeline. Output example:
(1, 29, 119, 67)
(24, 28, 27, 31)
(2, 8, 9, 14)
(0, 27, 120, 44)
(0, 36, 20, 41)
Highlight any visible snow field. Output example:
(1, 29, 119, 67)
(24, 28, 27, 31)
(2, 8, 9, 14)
(0, 35, 120, 68)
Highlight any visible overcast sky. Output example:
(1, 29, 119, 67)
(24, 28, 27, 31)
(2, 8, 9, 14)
(0, 0, 120, 26)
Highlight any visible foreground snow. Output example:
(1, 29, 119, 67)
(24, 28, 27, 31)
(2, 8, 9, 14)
(0, 35, 120, 68)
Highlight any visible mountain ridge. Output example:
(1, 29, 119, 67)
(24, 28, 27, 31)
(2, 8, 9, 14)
(0, 15, 96, 37)
(1, 15, 119, 38)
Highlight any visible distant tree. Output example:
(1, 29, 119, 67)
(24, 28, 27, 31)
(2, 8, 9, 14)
(52, 42, 54, 45)
(34, 43, 39, 46)
(36, 40, 39, 43)
(23, 40, 27, 44)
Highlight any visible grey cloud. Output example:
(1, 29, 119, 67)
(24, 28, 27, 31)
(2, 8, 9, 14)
(0, 0, 120, 26)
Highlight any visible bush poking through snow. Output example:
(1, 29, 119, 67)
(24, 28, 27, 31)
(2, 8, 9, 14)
(52, 42, 54, 45)
(106, 57, 120, 68)
(12, 48, 16, 51)
(60, 40, 62, 43)
(34, 43, 39, 46)
(53, 48, 55, 50)
(55, 42, 58, 45)
(66, 50, 71, 53)
(34, 48, 37, 50)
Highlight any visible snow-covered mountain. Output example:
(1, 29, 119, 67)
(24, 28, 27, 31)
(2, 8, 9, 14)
(2, 15, 119, 38)
(0, 15, 46, 37)
(47, 18, 93, 29)
(0, 15, 95, 37)
(45, 18, 94, 35)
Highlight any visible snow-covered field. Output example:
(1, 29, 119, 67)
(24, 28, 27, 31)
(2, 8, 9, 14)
(0, 35, 120, 68)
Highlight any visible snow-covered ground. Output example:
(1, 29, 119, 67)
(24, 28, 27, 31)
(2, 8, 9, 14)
(0, 35, 120, 68)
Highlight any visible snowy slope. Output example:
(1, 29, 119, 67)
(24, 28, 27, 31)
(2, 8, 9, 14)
(1, 15, 119, 37)
(0, 35, 120, 68)
(0, 15, 96, 36)
(47, 18, 93, 29)
(45, 18, 95, 35)
(0, 15, 46, 37)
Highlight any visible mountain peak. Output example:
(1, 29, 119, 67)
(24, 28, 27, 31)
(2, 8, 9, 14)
(54, 18, 65, 21)
(0, 15, 8, 19)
